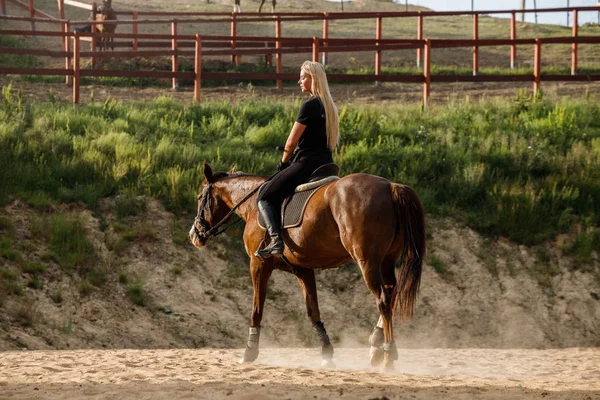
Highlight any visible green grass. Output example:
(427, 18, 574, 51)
(0, 36, 42, 69)
(1, 88, 599, 262)
(127, 281, 147, 306)
(429, 254, 448, 274)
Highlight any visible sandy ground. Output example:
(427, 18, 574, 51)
(1, 347, 599, 399)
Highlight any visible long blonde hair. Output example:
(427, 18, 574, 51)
(301, 61, 339, 151)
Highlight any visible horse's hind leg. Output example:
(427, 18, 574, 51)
(359, 256, 398, 371)
(294, 267, 335, 367)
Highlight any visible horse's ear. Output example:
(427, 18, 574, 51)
(228, 165, 237, 174)
(203, 163, 214, 183)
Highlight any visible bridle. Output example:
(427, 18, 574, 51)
(192, 179, 265, 241)
(192, 169, 282, 242)
(193, 183, 216, 241)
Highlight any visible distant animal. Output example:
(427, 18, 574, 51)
(189, 163, 426, 370)
(233, 0, 277, 13)
(74, 24, 92, 33)
(94, 0, 117, 51)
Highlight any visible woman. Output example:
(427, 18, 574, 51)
(256, 61, 340, 258)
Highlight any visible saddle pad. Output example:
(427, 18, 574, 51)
(258, 179, 337, 230)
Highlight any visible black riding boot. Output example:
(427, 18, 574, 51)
(256, 200, 284, 258)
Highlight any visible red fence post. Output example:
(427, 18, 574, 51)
(194, 34, 202, 103)
(275, 16, 282, 89)
(172, 20, 178, 89)
(423, 38, 431, 106)
(571, 9, 578, 75)
(231, 13, 241, 65)
(322, 12, 329, 65)
(510, 11, 517, 69)
(375, 16, 382, 85)
(416, 12, 423, 68)
(73, 31, 80, 104)
(60, 21, 67, 76)
(312, 36, 319, 62)
(132, 11, 138, 51)
(533, 38, 541, 96)
(65, 21, 71, 86)
(91, 1, 96, 69)
(472, 13, 479, 76)
(57, 0, 64, 20)
(28, 0, 35, 33)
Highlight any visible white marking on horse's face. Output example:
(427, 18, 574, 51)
(189, 226, 206, 248)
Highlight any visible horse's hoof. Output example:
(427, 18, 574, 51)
(379, 361, 396, 373)
(241, 346, 259, 363)
(370, 346, 384, 367)
(321, 358, 336, 368)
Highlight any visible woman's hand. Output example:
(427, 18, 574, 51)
(277, 160, 290, 172)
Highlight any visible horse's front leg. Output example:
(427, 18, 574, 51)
(240, 257, 273, 363)
(294, 267, 335, 368)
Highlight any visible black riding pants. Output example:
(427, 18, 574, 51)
(258, 157, 330, 207)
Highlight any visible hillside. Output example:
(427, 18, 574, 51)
(1, 196, 599, 352)
(1, 83, 599, 351)
(2, 0, 600, 352)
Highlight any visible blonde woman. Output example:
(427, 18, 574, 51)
(256, 61, 340, 258)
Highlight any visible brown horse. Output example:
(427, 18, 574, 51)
(189, 164, 425, 370)
(94, 1, 117, 51)
(233, 0, 276, 13)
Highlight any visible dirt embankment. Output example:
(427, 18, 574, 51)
(0, 197, 598, 353)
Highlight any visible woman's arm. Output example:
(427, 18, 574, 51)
(281, 122, 306, 163)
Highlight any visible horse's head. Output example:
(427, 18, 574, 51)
(189, 163, 234, 248)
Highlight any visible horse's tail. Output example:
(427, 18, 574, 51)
(390, 183, 426, 320)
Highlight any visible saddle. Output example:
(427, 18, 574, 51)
(258, 163, 340, 230)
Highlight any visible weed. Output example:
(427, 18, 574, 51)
(0, 237, 23, 264)
(115, 195, 147, 219)
(46, 214, 96, 274)
(205, 290, 217, 302)
(118, 273, 128, 284)
(170, 220, 190, 246)
(564, 225, 600, 263)
(0, 216, 12, 231)
(50, 291, 63, 304)
(27, 278, 42, 289)
(13, 299, 37, 327)
(171, 265, 185, 275)
(266, 288, 285, 302)
(127, 282, 146, 306)
(87, 267, 108, 287)
(477, 244, 499, 277)
(60, 319, 73, 334)
(429, 254, 447, 275)
(78, 281, 93, 297)
(21, 262, 47, 275)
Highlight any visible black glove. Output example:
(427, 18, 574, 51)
(277, 160, 290, 172)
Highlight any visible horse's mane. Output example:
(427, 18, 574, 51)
(213, 171, 267, 181)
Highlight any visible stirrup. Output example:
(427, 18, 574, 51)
(254, 238, 283, 259)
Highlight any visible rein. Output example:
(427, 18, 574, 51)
(194, 172, 277, 240)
